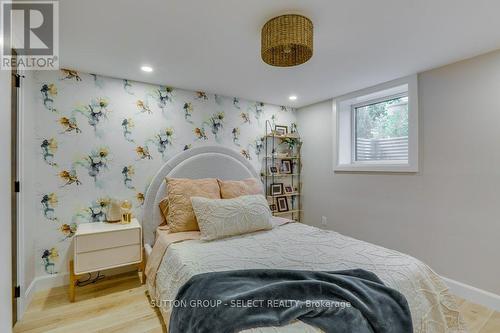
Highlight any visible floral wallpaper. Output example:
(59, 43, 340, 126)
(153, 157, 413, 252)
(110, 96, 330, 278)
(27, 69, 297, 277)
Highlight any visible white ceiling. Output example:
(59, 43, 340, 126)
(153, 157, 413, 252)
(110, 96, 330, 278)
(60, 0, 500, 108)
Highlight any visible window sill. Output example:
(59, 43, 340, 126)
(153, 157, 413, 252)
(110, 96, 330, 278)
(334, 163, 418, 173)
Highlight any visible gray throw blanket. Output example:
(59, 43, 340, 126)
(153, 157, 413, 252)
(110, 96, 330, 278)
(169, 269, 413, 333)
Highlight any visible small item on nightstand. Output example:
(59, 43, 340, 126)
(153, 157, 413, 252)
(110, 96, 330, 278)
(121, 200, 132, 223)
(106, 200, 122, 222)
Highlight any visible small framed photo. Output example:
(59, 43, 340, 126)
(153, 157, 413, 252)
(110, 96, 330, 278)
(274, 125, 288, 136)
(276, 196, 289, 212)
(269, 204, 277, 212)
(268, 165, 279, 175)
(281, 159, 292, 174)
(284, 186, 293, 194)
(270, 183, 284, 196)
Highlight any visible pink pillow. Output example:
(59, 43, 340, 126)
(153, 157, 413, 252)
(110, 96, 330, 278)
(166, 178, 221, 232)
(158, 197, 169, 227)
(217, 178, 264, 199)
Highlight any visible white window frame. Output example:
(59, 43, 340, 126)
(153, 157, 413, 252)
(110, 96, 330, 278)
(334, 75, 418, 172)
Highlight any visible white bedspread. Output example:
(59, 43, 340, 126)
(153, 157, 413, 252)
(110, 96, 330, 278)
(148, 222, 467, 333)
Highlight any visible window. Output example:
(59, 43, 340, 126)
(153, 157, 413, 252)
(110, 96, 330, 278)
(335, 75, 418, 172)
(354, 94, 408, 162)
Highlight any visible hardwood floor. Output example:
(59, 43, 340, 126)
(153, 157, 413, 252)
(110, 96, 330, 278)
(14, 271, 500, 333)
(456, 296, 500, 333)
(14, 272, 166, 333)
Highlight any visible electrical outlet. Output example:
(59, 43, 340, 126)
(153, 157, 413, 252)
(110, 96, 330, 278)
(321, 216, 328, 226)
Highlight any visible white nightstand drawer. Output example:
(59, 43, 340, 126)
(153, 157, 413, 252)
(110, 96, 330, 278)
(75, 244, 141, 274)
(75, 228, 140, 253)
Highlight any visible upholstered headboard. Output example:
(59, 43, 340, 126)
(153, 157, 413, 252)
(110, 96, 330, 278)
(142, 145, 260, 245)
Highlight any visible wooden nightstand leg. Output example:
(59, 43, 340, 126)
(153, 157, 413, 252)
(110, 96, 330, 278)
(138, 248, 146, 285)
(69, 260, 77, 302)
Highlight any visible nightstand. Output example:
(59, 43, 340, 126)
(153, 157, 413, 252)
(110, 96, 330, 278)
(69, 218, 144, 302)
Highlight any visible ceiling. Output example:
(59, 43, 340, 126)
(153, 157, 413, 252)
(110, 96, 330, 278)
(60, 0, 500, 108)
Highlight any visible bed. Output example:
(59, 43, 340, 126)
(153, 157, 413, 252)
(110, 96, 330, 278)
(142, 146, 467, 333)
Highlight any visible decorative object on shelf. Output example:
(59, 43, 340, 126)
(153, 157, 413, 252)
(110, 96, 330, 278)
(121, 200, 132, 223)
(106, 200, 122, 222)
(274, 125, 288, 136)
(284, 185, 293, 194)
(276, 196, 289, 212)
(290, 123, 298, 133)
(268, 165, 279, 175)
(270, 183, 284, 196)
(281, 137, 301, 151)
(269, 204, 277, 212)
(261, 14, 313, 67)
(281, 159, 292, 174)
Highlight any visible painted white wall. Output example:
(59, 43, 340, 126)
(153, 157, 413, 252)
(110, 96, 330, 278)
(0, 69, 13, 331)
(297, 49, 500, 296)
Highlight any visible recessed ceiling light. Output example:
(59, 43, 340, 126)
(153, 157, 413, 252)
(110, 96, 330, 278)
(289, 95, 297, 101)
(141, 65, 153, 72)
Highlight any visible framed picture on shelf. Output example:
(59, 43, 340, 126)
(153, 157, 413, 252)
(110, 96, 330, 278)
(281, 159, 292, 174)
(274, 125, 288, 136)
(269, 204, 277, 212)
(268, 165, 279, 175)
(276, 196, 289, 212)
(270, 183, 284, 196)
(284, 185, 293, 194)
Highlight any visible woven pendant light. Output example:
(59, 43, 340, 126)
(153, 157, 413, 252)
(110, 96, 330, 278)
(261, 14, 313, 67)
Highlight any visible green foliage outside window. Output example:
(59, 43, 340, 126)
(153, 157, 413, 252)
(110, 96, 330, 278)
(355, 97, 408, 139)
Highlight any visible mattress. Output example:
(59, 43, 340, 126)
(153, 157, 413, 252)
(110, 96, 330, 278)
(147, 222, 466, 332)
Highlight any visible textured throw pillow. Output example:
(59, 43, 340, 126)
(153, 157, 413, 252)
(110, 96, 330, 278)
(218, 178, 264, 199)
(166, 178, 221, 232)
(158, 197, 169, 227)
(191, 194, 273, 241)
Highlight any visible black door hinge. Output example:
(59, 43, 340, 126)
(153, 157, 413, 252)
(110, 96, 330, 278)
(14, 181, 20, 193)
(13, 73, 25, 88)
(14, 286, 20, 298)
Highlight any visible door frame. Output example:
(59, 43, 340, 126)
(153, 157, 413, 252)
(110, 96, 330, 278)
(11, 49, 18, 326)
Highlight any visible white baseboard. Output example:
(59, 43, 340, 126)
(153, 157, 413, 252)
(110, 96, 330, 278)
(17, 278, 36, 321)
(18, 264, 137, 319)
(35, 265, 137, 291)
(442, 276, 500, 311)
(17, 272, 72, 320)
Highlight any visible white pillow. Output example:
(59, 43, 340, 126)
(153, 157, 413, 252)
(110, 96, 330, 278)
(191, 194, 273, 241)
